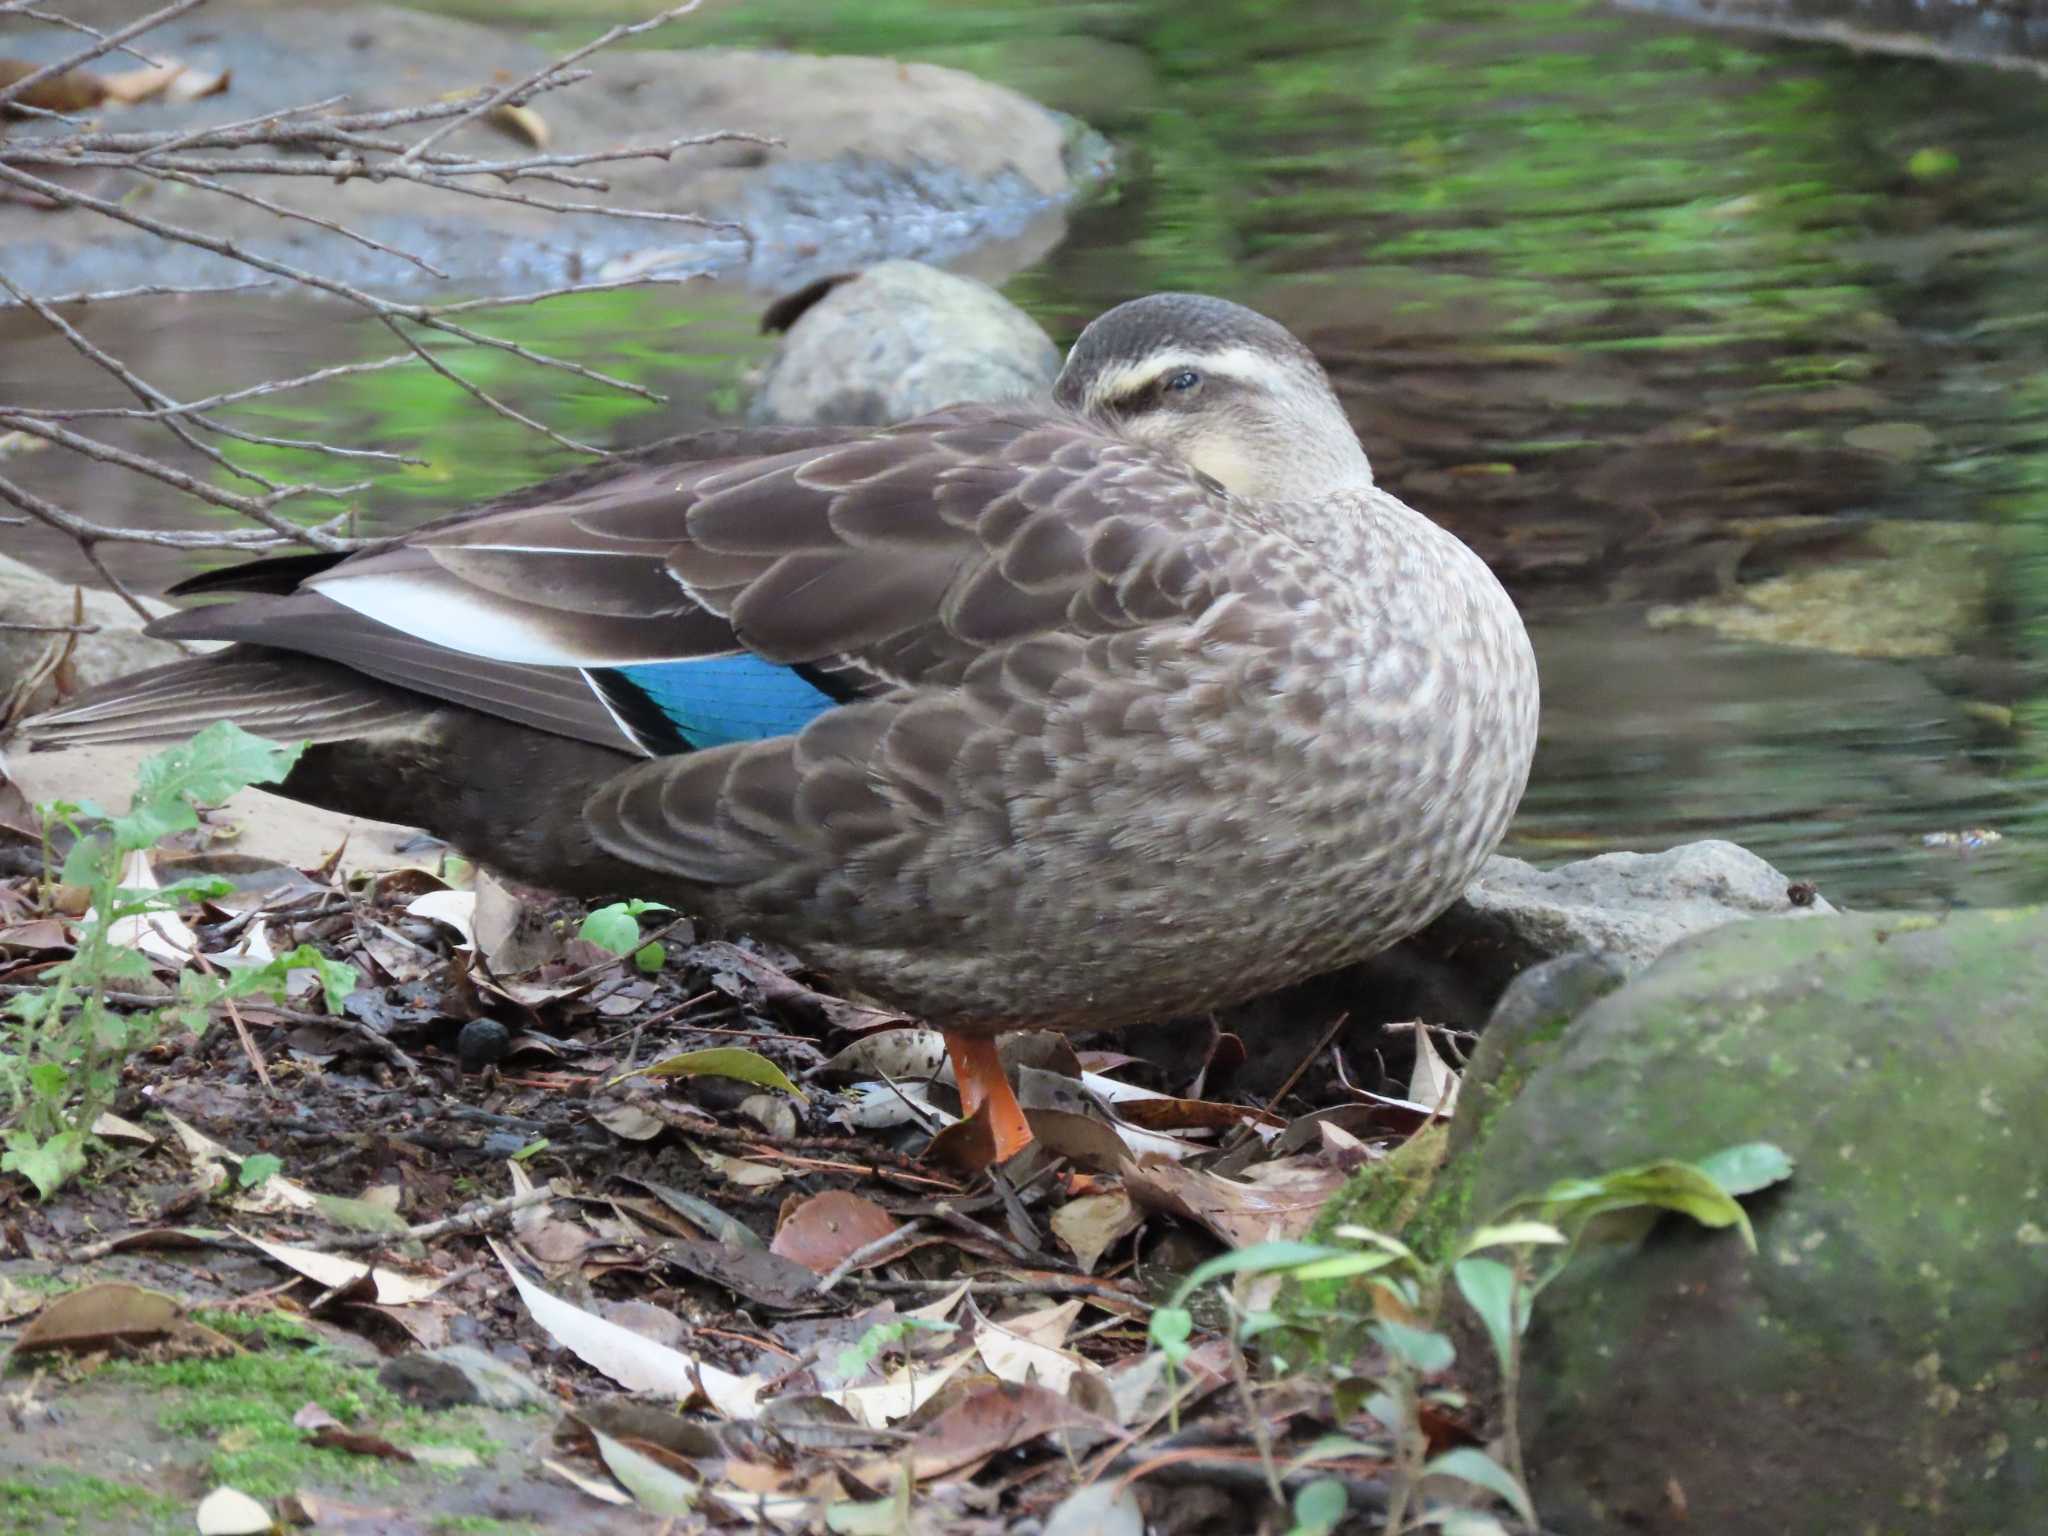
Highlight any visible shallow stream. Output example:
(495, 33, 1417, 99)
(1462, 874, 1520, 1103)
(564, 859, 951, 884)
(5, 0, 2046, 909)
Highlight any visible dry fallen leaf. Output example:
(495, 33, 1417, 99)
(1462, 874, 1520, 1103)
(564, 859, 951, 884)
(14, 1282, 182, 1354)
(1049, 1190, 1142, 1273)
(902, 1381, 1119, 1481)
(235, 1229, 450, 1306)
(1123, 1155, 1350, 1247)
(691, 1141, 786, 1189)
(973, 1302, 1095, 1396)
(771, 1190, 900, 1275)
(0, 57, 107, 114)
(489, 103, 550, 148)
(491, 1238, 761, 1418)
(542, 1455, 633, 1505)
(592, 1426, 698, 1516)
(193, 1486, 271, 1536)
(1402, 1022, 1462, 1115)
(816, 1028, 949, 1083)
(824, 1345, 978, 1429)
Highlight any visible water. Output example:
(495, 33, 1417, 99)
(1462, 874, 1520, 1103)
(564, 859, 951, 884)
(4, 0, 2045, 910)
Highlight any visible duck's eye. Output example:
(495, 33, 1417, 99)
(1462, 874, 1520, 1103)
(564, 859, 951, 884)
(1162, 369, 1202, 395)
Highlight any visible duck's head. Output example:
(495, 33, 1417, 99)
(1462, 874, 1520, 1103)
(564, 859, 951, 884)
(1054, 293, 1372, 502)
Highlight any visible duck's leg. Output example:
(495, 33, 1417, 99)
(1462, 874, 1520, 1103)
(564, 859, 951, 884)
(942, 1030, 1035, 1161)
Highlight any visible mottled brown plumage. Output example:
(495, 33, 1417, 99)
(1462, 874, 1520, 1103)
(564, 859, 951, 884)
(24, 295, 1539, 1108)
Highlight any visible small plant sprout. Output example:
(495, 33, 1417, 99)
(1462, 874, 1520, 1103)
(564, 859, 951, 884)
(0, 723, 357, 1198)
(1148, 1141, 1791, 1532)
(577, 898, 673, 973)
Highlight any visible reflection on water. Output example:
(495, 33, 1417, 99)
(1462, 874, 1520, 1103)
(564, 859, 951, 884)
(4, 0, 2046, 910)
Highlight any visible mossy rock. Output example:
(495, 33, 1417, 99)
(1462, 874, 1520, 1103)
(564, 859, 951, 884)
(1466, 909, 2048, 1534)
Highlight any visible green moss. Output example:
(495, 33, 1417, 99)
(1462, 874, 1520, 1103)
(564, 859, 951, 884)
(100, 1317, 503, 1501)
(0, 1473, 181, 1536)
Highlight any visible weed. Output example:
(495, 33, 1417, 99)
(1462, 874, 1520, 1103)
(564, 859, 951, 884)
(577, 897, 671, 973)
(0, 724, 354, 1198)
(1150, 1141, 1793, 1532)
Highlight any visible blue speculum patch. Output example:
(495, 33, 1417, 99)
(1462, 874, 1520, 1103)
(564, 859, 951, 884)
(614, 655, 840, 749)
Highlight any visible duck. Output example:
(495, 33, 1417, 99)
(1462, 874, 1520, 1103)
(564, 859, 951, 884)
(22, 294, 1541, 1160)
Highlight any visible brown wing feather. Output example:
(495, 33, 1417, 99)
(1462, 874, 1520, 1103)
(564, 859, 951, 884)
(558, 410, 1249, 888)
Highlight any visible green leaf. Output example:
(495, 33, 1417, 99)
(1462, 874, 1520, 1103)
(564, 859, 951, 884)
(633, 941, 665, 973)
(1148, 1305, 1193, 1364)
(1288, 1250, 1401, 1284)
(1326, 1224, 1423, 1268)
(60, 832, 116, 889)
(1453, 1257, 1521, 1371)
(1371, 1319, 1456, 1374)
(1288, 1476, 1347, 1534)
(98, 946, 155, 981)
(1694, 1141, 1794, 1198)
(1455, 1220, 1567, 1258)
(1422, 1447, 1536, 1526)
(237, 1153, 282, 1188)
(1523, 1153, 1779, 1253)
(578, 902, 643, 955)
(619, 1046, 808, 1103)
(278, 945, 359, 1013)
(128, 723, 304, 831)
(1284, 1434, 1385, 1474)
(1168, 1239, 1347, 1305)
(578, 898, 673, 956)
(1, 1128, 88, 1199)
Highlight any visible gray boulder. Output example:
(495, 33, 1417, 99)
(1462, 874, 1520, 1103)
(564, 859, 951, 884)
(1459, 838, 1835, 974)
(1465, 907, 2048, 1534)
(748, 261, 1060, 427)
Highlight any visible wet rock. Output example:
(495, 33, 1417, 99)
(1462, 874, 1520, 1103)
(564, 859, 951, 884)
(0, 4, 1099, 298)
(379, 1343, 548, 1411)
(1452, 837, 1836, 974)
(1463, 907, 2048, 1534)
(0, 553, 186, 719)
(1647, 518, 1992, 659)
(748, 261, 1059, 426)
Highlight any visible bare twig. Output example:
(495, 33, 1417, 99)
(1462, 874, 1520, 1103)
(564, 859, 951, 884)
(10, 6, 171, 70)
(322, 1181, 560, 1252)
(0, 280, 277, 308)
(0, 0, 750, 573)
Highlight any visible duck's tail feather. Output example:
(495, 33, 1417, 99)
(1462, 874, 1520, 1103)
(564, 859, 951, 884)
(16, 646, 428, 750)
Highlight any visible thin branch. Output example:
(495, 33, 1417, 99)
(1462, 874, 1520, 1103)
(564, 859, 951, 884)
(0, 472, 300, 552)
(0, 280, 278, 309)
(10, 6, 171, 70)
(1, 354, 419, 423)
(145, 164, 450, 279)
(0, 413, 364, 543)
(0, 0, 749, 564)
(0, 162, 663, 433)
(77, 538, 172, 632)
